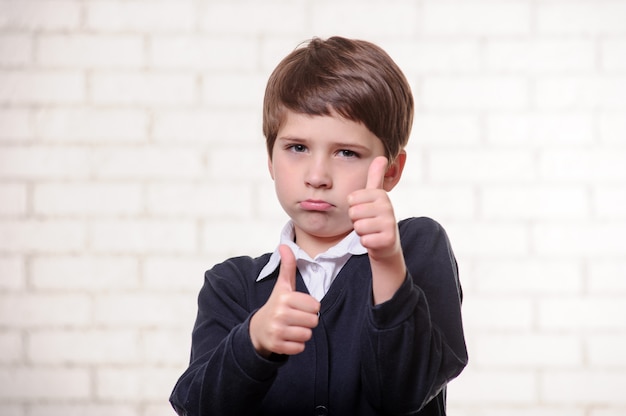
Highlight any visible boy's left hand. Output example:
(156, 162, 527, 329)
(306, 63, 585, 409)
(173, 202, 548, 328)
(348, 156, 407, 304)
(348, 156, 401, 262)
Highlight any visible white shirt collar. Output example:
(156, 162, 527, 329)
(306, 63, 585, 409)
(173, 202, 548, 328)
(257, 221, 367, 282)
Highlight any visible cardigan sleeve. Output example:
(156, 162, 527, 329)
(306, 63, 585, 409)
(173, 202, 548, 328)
(169, 256, 285, 416)
(360, 217, 468, 414)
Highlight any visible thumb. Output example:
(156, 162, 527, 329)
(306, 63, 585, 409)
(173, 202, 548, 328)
(275, 244, 297, 291)
(365, 156, 388, 190)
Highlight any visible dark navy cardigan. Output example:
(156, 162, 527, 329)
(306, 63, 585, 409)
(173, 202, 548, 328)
(170, 217, 468, 415)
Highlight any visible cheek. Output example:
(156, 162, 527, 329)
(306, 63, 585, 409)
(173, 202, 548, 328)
(340, 169, 369, 194)
(273, 172, 294, 198)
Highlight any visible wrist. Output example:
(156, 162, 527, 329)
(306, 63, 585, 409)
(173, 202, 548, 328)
(370, 250, 406, 305)
(249, 312, 272, 358)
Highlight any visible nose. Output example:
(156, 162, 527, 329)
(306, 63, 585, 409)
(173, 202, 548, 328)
(305, 156, 332, 188)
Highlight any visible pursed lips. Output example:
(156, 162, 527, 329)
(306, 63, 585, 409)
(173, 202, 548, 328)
(299, 199, 334, 211)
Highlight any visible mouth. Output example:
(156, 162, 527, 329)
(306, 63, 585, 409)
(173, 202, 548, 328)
(299, 199, 334, 212)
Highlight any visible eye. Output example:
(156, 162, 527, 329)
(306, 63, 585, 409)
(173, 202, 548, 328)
(287, 144, 307, 153)
(338, 149, 359, 158)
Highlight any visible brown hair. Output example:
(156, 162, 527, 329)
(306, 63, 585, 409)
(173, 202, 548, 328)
(263, 36, 414, 161)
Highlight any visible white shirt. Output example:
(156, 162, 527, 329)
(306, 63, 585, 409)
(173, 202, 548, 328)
(257, 221, 367, 301)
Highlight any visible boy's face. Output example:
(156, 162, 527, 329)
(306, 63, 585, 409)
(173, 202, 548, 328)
(268, 110, 404, 256)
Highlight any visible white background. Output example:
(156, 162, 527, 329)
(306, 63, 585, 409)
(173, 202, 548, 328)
(1, 0, 626, 415)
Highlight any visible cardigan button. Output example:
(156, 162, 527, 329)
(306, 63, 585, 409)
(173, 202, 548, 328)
(314, 405, 328, 416)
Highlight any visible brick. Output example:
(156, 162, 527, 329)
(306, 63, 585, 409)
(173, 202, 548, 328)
(447, 368, 536, 404)
(29, 404, 137, 416)
(91, 220, 196, 254)
(0, 293, 91, 327)
(202, 73, 267, 108)
(152, 109, 262, 144)
(311, 2, 419, 37)
(535, 76, 626, 110)
(473, 333, 583, 367)
(588, 261, 626, 293)
(0, 405, 23, 416)
(539, 298, 626, 330)
(428, 149, 536, 184)
(533, 222, 626, 257)
(0, 109, 33, 140)
(0, 367, 90, 399)
(454, 257, 476, 292)
(423, 1, 531, 36)
(486, 113, 594, 146)
(594, 186, 626, 219)
(91, 72, 195, 106)
(31, 255, 140, 291)
(259, 36, 311, 72)
(540, 149, 626, 183)
(34, 107, 148, 142)
(256, 181, 291, 220)
(439, 404, 469, 416)
(142, 329, 192, 365)
(390, 185, 477, 220)
(446, 222, 529, 257)
(602, 38, 626, 70)
(0, 256, 24, 290)
(385, 40, 481, 74)
(591, 410, 626, 416)
(0, 146, 91, 179)
(478, 408, 585, 416)
(34, 182, 142, 216)
(0, 34, 31, 66)
(28, 329, 139, 364)
(423, 76, 529, 110)
(0, 331, 22, 363)
(411, 114, 481, 145)
(461, 296, 533, 330)
(475, 259, 583, 295)
(91, 147, 204, 179)
(0, 220, 86, 253)
(0, 0, 80, 30)
(541, 371, 626, 404)
(207, 146, 268, 180)
(481, 186, 589, 220)
(202, 2, 306, 35)
(0, 70, 84, 104)
(94, 293, 195, 327)
(38, 34, 144, 68)
(587, 334, 626, 367)
(96, 367, 182, 400)
(85, 0, 195, 32)
(147, 182, 253, 217)
(0, 183, 27, 215)
(150, 36, 257, 71)
(202, 218, 285, 258)
(143, 404, 178, 416)
(538, 2, 626, 35)
(599, 112, 626, 144)
(485, 39, 595, 73)
(143, 256, 208, 291)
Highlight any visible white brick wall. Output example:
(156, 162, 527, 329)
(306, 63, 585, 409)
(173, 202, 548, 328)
(1, 0, 625, 415)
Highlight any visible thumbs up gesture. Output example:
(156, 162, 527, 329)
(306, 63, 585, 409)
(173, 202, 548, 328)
(250, 245, 320, 358)
(348, 156, 407, 304)
(348, 156, 401, 261)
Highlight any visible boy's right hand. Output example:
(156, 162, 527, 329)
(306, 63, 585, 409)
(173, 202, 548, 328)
(249, 245, 320, 358)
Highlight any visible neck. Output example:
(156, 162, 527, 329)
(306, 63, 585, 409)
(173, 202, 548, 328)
(294, 229, 352, 258)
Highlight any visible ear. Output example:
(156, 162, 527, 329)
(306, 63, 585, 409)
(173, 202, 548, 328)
(267, 155, 275, 180)
(382, 150, 406, 192)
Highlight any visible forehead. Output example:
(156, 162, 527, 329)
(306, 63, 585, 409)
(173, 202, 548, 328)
(277, 110, 381, 146)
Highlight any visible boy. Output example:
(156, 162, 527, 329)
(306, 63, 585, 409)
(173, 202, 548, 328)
(170, 36, 467, 415)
